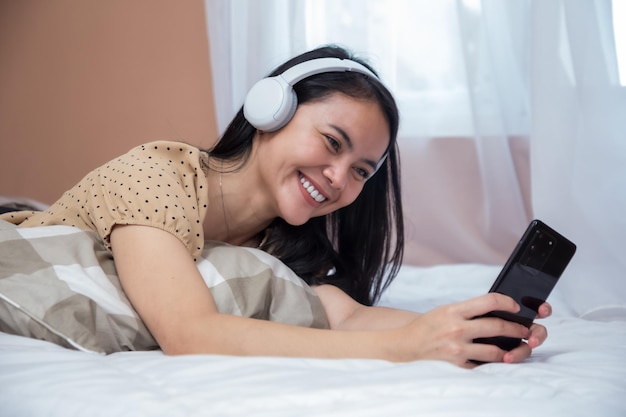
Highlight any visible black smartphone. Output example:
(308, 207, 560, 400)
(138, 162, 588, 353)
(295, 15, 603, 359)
(474, 219, 577, 351)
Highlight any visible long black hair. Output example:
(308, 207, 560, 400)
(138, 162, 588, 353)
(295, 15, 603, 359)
(207, 45, 403, 306)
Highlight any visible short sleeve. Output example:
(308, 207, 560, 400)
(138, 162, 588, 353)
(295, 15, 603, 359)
(20, 142, 210, 260)
(88, 142, 209, 259)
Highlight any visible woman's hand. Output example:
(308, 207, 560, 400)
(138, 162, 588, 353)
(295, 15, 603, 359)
(502, 301, 551, 364)
(389, 293, 550, 368)
(315, 285, 552, 367)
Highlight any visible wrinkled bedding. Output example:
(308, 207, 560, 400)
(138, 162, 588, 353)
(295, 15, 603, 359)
(1, 227, 625, 416)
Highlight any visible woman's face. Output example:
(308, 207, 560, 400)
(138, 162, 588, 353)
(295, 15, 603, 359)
(255, 93, 390, 226)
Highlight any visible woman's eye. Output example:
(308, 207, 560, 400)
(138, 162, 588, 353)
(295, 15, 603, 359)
(325, 135, 340, 152)
(354, 167, 370, 179)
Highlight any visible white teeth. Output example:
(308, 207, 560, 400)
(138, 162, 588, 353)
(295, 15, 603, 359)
(300, 175, 326, 202)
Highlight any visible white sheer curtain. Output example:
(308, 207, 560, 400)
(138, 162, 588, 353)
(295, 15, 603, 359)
(531, 0, 626, 318)
(204, 0, 531, 136)
(204, 0, 626, 315)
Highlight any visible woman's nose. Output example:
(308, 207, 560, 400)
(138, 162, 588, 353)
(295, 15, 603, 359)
(323, 163, 349, 191)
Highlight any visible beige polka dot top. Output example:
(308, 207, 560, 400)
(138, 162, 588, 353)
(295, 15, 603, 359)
(2, 141, 210, 260)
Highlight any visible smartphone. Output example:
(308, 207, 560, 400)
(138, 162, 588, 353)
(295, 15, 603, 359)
(474, 219, 577, 351)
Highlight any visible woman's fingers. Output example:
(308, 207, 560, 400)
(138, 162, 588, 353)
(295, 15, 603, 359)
(527, 323, 548, 348)
(502, 341, 533, 363)
(536, 302, 552, 319)
(450, 292, 521, 320)
(468, 320, 548, 364)
(467, 343, 507, 365)
(402, 293, 551, 366)
(469, 316, 530, 341)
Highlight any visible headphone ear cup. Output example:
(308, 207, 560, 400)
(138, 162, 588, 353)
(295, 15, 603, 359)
(243, 76, 297, 132)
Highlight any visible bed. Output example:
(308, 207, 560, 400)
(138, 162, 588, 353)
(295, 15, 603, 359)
(1, 219, 625, 417)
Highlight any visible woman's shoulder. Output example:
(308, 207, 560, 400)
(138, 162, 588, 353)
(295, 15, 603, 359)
(129, 141, 201, 156)
(120, 141, 206, 170)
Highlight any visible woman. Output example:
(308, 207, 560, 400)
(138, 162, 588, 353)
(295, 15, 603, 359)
(1, 45, 550, 367)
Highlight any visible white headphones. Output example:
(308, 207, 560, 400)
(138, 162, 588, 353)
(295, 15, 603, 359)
(243, 57, 378, 132)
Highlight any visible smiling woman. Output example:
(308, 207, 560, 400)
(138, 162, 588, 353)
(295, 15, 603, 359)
(206, 46, 401, 304)
(0, 45, 552, 366)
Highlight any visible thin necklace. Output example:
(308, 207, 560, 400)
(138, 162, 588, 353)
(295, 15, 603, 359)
(219, 164, 231, 240)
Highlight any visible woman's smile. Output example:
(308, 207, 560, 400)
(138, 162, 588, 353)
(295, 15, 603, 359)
(299, 172, 327, 204)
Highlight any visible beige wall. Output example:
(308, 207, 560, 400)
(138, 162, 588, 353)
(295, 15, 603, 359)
(0, 1, 218, 204)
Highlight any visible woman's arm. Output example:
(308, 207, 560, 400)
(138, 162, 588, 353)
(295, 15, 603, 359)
(313, 284, 422, 330)
(111, 225, 393, 359)
(110, 225, 546, 367)
(314, 283, 551, 365)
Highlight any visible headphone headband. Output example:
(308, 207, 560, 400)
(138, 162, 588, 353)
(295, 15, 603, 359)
(279, 57, 377, 85)
(243, 57, 377, 132)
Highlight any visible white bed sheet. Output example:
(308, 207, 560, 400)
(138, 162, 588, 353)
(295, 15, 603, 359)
(1, 264, 625, 417)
